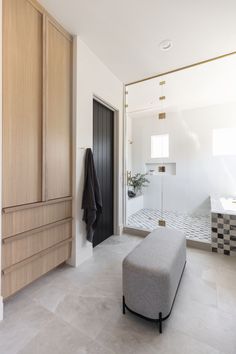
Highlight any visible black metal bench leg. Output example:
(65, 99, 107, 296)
(123, 296, 126, 315)
(159, 312, 162, 334)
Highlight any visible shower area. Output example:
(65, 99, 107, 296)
(124, 54, 236, 246)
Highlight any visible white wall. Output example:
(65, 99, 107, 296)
(127, 195, 144, 218)
(130, 102, 236, 215)
(70, 37, 124, 266)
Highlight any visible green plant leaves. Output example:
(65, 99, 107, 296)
(128, 173, 150, 191)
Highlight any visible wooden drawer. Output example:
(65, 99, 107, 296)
(2, 199, 72, 238)
(2, 219, 72, 269)
(2, 240, 72, 298)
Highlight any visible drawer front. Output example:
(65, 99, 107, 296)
(2, 200, 72, 238)
(2, 241, 71, 298)
(2, 220, 72, 269)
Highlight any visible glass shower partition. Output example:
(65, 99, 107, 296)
(125, 53, 236, 247)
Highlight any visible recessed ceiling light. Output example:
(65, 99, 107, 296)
(159, 39, 173, 51)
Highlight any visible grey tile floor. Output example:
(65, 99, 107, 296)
(128, 209, 211, 243)
(1, 234, 236, 354)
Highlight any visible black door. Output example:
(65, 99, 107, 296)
(93, 100, 114, 247)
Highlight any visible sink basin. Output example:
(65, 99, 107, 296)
(220, 198, 236, 212)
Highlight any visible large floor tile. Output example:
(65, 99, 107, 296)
(148, 328, 222, 354)
(177, 267, 218, 308)
(28, 274, 83, 313)
(0, 297, 53, 354)
(96, 324, 157, 354)
(168, 296, 236, 354)
(55, 292, 121, 340)
(18, 317, 114, 354)
(216, 285, 236, 317)
(1, 233, 236, 354)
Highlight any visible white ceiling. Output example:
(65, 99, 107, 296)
(38, 0, 236, 84)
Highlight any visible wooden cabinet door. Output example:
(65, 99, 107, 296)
(46, 19, 72, 200)
(3, 0, 43, 208)
(2, 0, 73, 298)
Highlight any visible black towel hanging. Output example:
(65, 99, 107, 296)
(81, 148, 102, 242)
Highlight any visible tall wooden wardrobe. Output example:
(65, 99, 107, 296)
(2, 0, 73, 298)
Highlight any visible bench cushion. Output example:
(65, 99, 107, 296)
(123, 227, 186, 319)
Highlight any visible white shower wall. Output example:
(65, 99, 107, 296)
(129, 102, 236, 215)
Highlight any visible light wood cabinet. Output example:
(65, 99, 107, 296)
(2, 240, 72, 298)
(2, 0, 73, 298)
(3, 0, 43, 208)
(2, 219, 72, 269)
(46, 19, 72, 200)
(2, 199, 72, 239)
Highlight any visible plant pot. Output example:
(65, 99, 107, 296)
(128, 190, 136, 198)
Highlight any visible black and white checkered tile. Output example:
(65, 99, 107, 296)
(128, 208, 211, 243)
(211, 213, 236, 256)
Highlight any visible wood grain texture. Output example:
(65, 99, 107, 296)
(2, 221, 72, 269)
(27, 0, 72, 40)
(2, 200, 72, 238)
(42, 12, 47, 201)
(46, 19, 72, 200)
(2, 218, 72, 244)
(2, 0, 73, 298)
(3, 0, 43, 207)
(2, 241, 71, 298)
(2, 196, 72, 214)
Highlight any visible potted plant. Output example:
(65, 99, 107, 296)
(128, 173, 150, 197)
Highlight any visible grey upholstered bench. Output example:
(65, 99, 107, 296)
(122, 227, 186, 333)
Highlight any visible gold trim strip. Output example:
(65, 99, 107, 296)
(158, 220, 166, 227)
(126, 51, 236, 86)
(159, 112, 166, 119)
(127, 171, 131, 184)
(158, 166, 166, 173)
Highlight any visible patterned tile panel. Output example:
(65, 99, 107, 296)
(211, 213, 236, 256)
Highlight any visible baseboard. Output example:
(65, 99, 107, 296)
(186, 239, 212, 252)
(0, 296, 3, 321)
(116, 224, 123, 235)
(67, 242, 93, 267)
(123, 226, 150, 237)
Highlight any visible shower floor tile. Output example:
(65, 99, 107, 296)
(128, 208, 211, 243)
